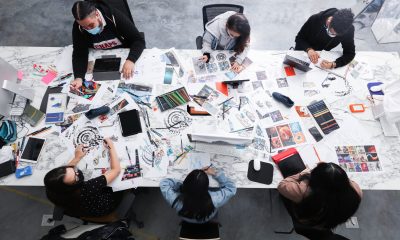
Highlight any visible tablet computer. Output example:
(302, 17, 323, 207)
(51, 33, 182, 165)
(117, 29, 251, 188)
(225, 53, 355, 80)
(118, 109, 142, 137)
(20, 137, 46, 163)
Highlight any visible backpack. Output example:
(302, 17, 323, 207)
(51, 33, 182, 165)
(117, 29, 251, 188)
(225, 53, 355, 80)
(0, 120, 17, 148)
(40, 220, 134, 240)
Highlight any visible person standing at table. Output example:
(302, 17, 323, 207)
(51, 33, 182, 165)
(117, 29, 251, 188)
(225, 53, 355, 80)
(70, 0, 145, 91)
(278, 162, 362, 237)
(200, 11, 251, 73)
(44, 138, 122, 217)
(160, 167, 236, 224)
(294, 8, 355, 69)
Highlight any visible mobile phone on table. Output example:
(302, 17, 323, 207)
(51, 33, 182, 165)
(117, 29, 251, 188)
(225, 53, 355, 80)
(308, 126, 323, 142)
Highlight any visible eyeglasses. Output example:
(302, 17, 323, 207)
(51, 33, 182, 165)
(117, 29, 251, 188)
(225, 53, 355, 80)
(73, 169, 80, 183)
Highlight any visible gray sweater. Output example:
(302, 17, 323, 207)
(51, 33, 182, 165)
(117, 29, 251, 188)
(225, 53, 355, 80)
(201, 11, 250, 64)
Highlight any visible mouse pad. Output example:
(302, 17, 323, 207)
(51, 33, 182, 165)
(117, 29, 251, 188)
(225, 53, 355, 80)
(247, 160, 274, 185)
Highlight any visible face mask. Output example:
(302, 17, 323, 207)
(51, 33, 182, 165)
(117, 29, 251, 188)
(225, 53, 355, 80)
(86, 25, 102, 35)
(326, 27, 336, 38)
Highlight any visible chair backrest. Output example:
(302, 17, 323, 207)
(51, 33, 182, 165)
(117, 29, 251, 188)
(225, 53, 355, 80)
(202, 4, 244, 30)
(179, 221, 220, 240)
(104, 0, 134, 23)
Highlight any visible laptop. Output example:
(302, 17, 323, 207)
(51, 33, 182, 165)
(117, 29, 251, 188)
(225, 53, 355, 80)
(283, 54, 312, 72)
(93, 57, 121, 81)
(0, 57, 18, 118)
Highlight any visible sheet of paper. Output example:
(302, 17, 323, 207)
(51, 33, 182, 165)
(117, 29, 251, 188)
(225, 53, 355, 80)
(186, 152, 211, 172)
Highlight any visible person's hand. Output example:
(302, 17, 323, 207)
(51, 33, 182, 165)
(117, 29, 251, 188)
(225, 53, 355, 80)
(122, 59, 135, 79)
(103, 138, 114, 150)
(70, 78, 83, 91)
(200, 55, 209, 63)
(321, 60, 334, 69)
(74, 145, 87, 160)
(231, 62, 242, 73)
(203, 166, 216, 176)
(307, 49, 319, 64)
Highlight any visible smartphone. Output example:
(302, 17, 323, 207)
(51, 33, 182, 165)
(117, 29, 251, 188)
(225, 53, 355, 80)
(118, 109, 142, 137)
(308, 126, 323, 142)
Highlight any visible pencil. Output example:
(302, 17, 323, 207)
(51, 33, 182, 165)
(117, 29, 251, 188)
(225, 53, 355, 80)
(313, 146, 322, 162)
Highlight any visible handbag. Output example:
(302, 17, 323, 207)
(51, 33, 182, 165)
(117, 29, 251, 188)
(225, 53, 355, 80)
(0, 120, 17, 148)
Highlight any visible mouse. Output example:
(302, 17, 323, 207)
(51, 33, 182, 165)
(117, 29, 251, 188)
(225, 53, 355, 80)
(253, 158, 261, 171)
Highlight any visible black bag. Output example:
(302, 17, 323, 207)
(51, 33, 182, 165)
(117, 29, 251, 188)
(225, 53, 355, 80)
(77, 220, 133, 240)
(40, 220, 134, 240)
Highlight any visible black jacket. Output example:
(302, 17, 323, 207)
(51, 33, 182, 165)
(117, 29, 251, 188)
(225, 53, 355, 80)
(72, 1, 145, 79)
(294, 8, 355, 68)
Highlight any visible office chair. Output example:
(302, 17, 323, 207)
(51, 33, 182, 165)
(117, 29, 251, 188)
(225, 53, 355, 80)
(50, 191, 144, 228)
(104, 0, 145, 40)
(179, 221, 220, 240)
(275, 193, 351, 240)
(195, 4, 244, 49)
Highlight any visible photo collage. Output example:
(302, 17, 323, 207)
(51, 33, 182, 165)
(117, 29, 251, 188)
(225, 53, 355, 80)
(266, 122, 306, 150)
(335, 145, 382, 172)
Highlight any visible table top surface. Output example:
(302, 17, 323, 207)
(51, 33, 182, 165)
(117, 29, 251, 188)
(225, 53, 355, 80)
(1, 46, 400, 190)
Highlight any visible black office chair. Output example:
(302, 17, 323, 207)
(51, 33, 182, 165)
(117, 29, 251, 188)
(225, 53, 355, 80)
(104, 0, 145, 40)
(179, 221, 220, 240)
(195, 4, 244, 49)
(276, 193, 350, 240)
(50, 191, 143, 228)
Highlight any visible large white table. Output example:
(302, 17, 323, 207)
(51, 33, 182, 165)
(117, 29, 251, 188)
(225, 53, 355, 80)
(1, 46, 400, 190)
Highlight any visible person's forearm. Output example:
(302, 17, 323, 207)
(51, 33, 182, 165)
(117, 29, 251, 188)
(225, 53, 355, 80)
(109, 146, 120, 172)
(67, 156, 81, 166)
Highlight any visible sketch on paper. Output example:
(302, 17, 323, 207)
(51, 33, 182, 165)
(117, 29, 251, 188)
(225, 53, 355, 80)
(164, 108, 193, 134)
(192, 51, 233, 76)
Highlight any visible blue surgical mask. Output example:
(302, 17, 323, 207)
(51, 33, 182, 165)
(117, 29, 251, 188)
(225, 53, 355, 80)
(86, 26, 102, 35)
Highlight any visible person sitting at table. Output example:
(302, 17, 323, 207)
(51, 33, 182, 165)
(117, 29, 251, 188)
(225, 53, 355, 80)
(278, 162, 362, 236)
(160, 167, 236, 224)
(200, 11, 250, 73)
(44, 138, 122, 217)
(294, 8, 355, 69)
(70, 0, 145, 91)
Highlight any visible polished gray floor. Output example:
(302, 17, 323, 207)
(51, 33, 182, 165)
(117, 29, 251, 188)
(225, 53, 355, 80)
(1, 0, 400, 239)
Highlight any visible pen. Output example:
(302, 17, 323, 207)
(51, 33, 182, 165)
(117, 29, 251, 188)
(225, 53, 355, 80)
(20, 137, 26, 152)
(50, 82, 66, 89)
(204, 164, 213, 171)
(27, 126, 52, 136)
(180, 137, 183, 153)
(218, 97, 234, 106)
(126, 146, 133, 165)
(191, 95, 208, 100)
(152, 151, 155, 167)
(238, 97, 242, 111)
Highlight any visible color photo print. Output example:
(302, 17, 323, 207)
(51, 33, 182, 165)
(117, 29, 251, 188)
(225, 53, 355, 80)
(335, 145, 382, 172)
(266, 122, 306, 150)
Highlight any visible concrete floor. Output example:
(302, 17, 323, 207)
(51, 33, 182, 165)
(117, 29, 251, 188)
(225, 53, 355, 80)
(1, 0, 400, 239)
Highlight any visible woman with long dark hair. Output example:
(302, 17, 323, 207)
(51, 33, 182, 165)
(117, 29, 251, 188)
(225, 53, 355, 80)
(278, 162, 362, 233)
(160, 167, 236, 223)
(44, 138, 122, 217)
(200, 12, 251, 73)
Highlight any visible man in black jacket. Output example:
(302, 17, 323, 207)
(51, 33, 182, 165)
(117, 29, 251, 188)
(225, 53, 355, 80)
(70, 1, 145, 91)
(295, 8, 355, 69)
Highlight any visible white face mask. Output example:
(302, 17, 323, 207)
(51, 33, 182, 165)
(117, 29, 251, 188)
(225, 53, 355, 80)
(326, 26, 337, 38)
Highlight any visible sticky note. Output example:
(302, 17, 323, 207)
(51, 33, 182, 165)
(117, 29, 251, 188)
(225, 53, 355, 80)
(284, 66, 296, 76)
(17, 70, 23, 80)
(215, 82, 228, 96)
(41, 71, 58, 85)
